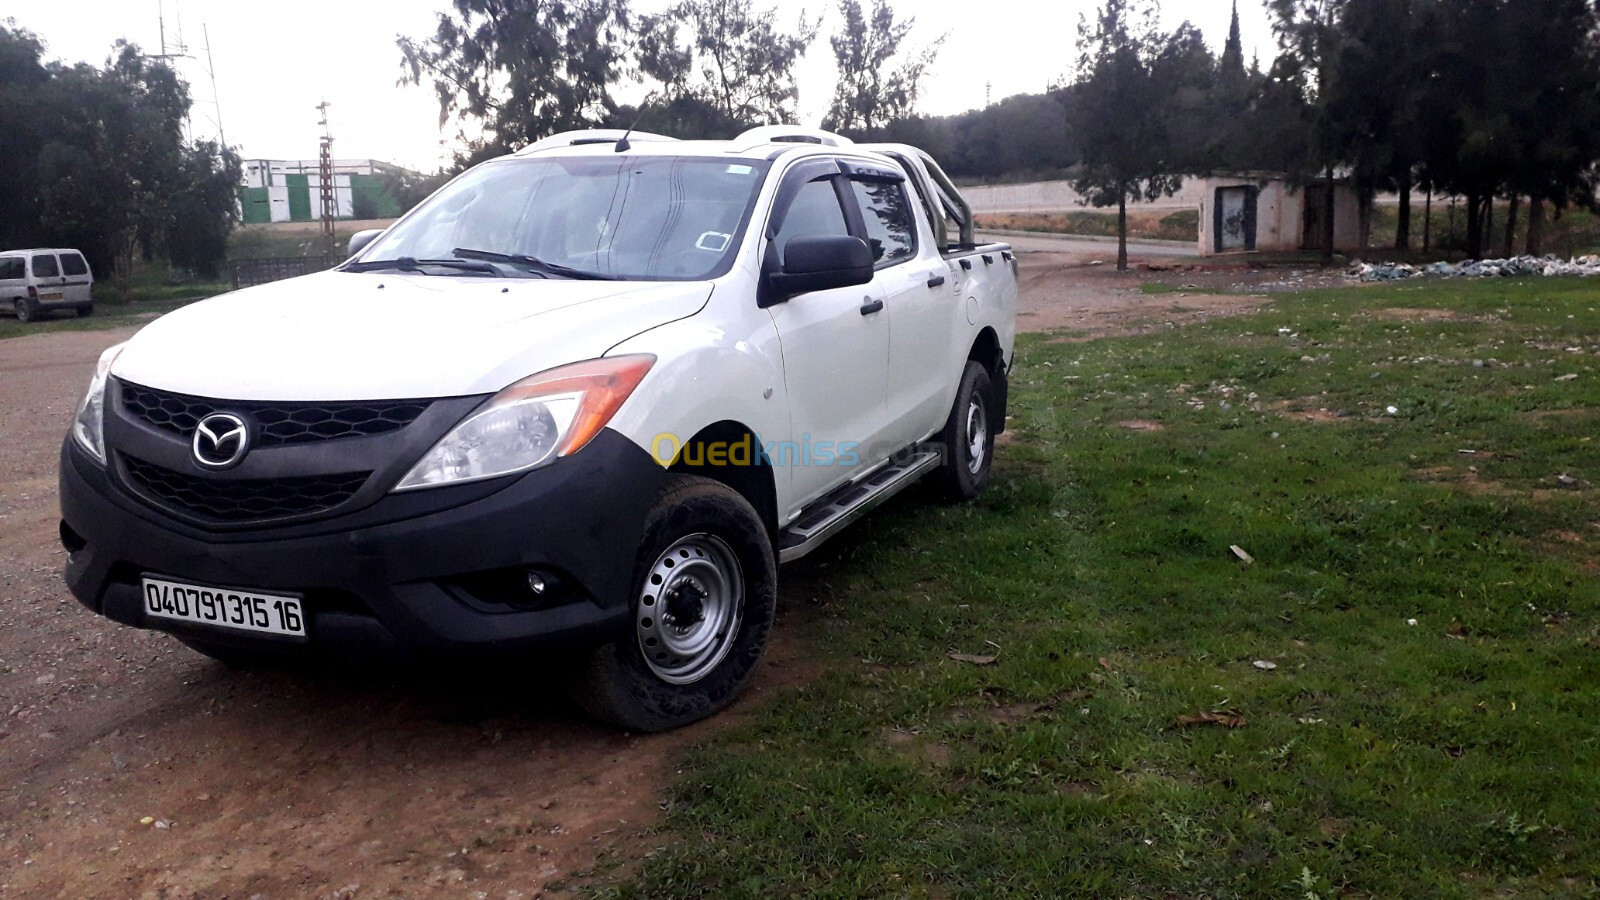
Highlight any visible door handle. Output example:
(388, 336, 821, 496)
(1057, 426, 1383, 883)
(926, 274, 947, 288)
(860, 299, 884, 315)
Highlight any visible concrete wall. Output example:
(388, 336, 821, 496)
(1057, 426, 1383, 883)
(965, 176, 1365, 256)
(963, 179, 1210, 215)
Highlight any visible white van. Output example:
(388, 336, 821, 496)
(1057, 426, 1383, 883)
(0, 248, 95, 322)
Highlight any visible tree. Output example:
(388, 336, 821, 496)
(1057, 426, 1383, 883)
(1496, 0, 1600, 256)
(1322, 0, 1427, 251)
(398, 0, 632, 153)
(165, 141, 242, 278)
(1067, 0, 1188, 271)
(0, 24, 50, 251)
(823, 0, 944, 139)
(638, 0, 820, 127)
(1220, 0, 1245, 77)
(1267, 0, 1348, 263)
(0, 24, 238, 290)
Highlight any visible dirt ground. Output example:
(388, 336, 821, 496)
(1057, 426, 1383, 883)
(0, 246, 1340, 897)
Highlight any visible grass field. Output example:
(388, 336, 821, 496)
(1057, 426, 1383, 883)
(0, 270, 224, 340)
(228, 220, 397, 262)
(601, 278, 1599, 896)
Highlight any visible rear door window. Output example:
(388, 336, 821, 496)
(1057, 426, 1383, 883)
(61, 253, 88, 277)
(32, 254, 59, 278)
(847, 180, 917, 266)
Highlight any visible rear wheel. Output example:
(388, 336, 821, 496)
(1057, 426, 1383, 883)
(14, 298, 37, 323)
(932, 360, 996, 501)
(571, 474, 776, 732)
(76, 303, 94, 317)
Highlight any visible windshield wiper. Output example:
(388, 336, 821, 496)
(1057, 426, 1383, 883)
(342, 257, 502, 276)
(452, 247, 616, 281)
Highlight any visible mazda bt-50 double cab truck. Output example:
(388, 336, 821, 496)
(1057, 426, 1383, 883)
(59, 126, 1018, 730)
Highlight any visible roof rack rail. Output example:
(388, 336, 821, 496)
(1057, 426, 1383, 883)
(733, 126, 854, 148)
(512, 129, 677, 156)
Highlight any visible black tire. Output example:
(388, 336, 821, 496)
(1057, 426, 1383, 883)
(932, 360, 996, 501)
(14, 298, 38, 323)
(572, 474, 777, 732)
(76, 303, 94, 317)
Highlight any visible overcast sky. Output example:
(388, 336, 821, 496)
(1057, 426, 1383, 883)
(8, 0, 1276, 172)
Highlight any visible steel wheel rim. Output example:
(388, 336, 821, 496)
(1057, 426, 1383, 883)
(14, 300, 27, 322)
(636, 533, 744, 685)
(965, 394, 988, 475)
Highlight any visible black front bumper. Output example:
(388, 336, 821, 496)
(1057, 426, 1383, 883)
(59, 429, 666, 659)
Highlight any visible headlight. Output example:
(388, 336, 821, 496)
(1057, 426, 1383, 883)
(394, 355, 655, 491)
(72, 342, 125, 465)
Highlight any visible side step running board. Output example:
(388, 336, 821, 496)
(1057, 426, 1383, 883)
(777, 449, 942, 563)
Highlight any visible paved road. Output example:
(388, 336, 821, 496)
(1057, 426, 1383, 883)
(979, 229, 1198, 258)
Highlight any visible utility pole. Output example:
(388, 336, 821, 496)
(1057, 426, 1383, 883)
(202, 24, 227, 151)
(985, 81, 992, 107)
(317, 101, 336, 255)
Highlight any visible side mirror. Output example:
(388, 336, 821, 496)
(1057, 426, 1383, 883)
(347, 229, 384, 258)
(766, 235, 874, 297)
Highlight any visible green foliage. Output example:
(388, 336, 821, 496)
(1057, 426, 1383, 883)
(599, 278, 1600, 896)
(0, 24, 239, 288)
(1270, 0, 1600, 257)
(822, 0, 944, 139)
(398, 0, 631, 158)
(1066, 0, 1206, 269)
(640, 0, 820, 127)
(398, 0, 819, 155)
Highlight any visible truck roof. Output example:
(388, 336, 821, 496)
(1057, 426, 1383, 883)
(507, 126, 880, 166)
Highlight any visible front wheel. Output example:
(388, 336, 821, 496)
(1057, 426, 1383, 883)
(932, 360, 996, 501)
(571, 475, 776, 732)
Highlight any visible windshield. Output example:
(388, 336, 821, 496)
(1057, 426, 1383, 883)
(357, 155, 770, 281)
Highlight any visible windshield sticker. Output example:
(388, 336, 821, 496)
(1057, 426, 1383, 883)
(725, 164, 754, 175)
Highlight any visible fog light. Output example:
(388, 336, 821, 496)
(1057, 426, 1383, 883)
(526, 570, 548, 596)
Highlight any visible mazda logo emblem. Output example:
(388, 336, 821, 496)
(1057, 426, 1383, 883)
(193, 413, 250, 469)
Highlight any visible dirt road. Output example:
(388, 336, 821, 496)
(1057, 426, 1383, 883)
(0, 250, 1321, 896)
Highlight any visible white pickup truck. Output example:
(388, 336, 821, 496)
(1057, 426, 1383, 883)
(58, 126, 1017, 730)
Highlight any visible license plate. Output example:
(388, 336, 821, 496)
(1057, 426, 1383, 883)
(140, 575, 307, 637)
(39, 291, 63, 302)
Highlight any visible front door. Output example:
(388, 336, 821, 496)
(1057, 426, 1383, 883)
(764, 174, 890, 513)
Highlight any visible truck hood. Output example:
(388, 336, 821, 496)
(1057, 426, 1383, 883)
(112, 270, 712, 400)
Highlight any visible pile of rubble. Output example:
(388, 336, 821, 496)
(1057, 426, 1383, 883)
(1352, 255, 1600, 282)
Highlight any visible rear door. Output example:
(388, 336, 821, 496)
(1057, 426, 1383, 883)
(763, 161, 891, 512)
(843, 166, 960, 450)
(58, 252, 92, 304)
(30, 253, 64, 306)
(0, 257, 24, 298)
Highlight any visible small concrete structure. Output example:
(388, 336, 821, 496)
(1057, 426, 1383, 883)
(1195, 174, 1361, 256)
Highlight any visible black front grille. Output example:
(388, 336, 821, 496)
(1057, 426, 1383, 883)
(121, 382, 429, 447)
(122, 455, 370, 522)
